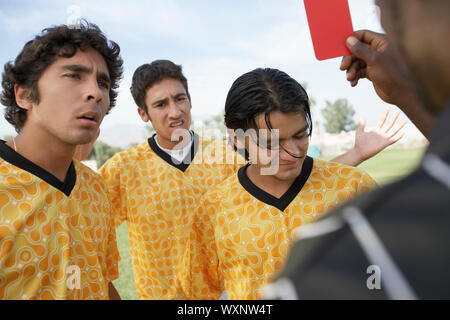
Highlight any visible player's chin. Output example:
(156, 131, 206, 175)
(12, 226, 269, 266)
(275, 165, 303, 181)
(68, 128, 98, 145)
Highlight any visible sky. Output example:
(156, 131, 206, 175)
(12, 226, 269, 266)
(0, 0, 410, 148)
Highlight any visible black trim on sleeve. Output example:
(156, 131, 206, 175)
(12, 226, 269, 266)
(147, 131, 199, 172)
(0, 140, 76, 197)
(238, 156, 314, 211)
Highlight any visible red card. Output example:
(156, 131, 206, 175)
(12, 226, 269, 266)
(304, 0, 354, 61)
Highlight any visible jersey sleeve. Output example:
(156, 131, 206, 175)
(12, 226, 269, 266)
(179, 194, 224, 300)
(357, 170, 378, 193)
(98, 154, 128, 227)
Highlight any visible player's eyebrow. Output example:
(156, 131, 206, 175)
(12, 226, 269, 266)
(152, 97, 168, 106)
(174, 93, 187, 99)
(152, 92, 187, 106)
(292, 125, 309, 136)
(268, 125, 309, 143)
(61, 64, 111, 85)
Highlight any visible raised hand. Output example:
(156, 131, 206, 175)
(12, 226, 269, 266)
(354, 108, 406, 162)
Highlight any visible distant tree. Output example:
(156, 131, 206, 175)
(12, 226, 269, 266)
(212, 114, 224, 126)
(127, 142, 139, 148)
(144, 125, 156, 137)
(197, 112, 227, 139)
(202, 119, 211, 127)
(314, 120, 321, 135)
(321, 98, 358, 133)
(90, 141, 122, 168)
(3, 135, 13, 142)
(212, 113, 226, 139)
(300, 82, 316, 106)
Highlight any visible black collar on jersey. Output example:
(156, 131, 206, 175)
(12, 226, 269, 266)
(147, 131, 199, 172)
(0, 140, 76, 196)
(238, 156, 313, 211)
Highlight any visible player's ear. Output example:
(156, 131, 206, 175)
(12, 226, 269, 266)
(227, 128, 246, 150)
(14, 84, 33, 111)
(227, 128, 238, 149)
(137, 107, 150, 122)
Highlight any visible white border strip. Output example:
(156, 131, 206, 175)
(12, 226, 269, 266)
(423, 153, 450, 191)
(343, 206, 417, 300)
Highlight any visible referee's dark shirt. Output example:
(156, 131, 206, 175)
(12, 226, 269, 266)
(264, 103, 450, 300)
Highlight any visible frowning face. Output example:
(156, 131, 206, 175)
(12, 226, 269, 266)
(139, 78, 192, 149)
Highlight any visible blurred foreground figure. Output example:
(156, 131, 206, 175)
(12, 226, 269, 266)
(264, 0, 450, 299)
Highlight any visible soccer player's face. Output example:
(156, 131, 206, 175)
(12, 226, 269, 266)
(25, 47, 110, 145)
(252, 110, 310, 181)
(142, 78, 192, 147)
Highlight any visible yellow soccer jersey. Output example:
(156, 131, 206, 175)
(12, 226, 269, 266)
(180, 157, 377, 300)
(0, 141, 119, 300)
(99, 132, 243, 300)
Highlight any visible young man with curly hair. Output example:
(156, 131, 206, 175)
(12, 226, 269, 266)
(0, 21, 123, 300)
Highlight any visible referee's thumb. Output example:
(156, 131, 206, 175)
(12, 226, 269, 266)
(346, 36, 374, 62)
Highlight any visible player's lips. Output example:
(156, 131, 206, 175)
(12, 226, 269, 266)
(77, 111, 100, 126)
(169, 120, 185, 128)
(279, 161, 298, 167)
(279, 156, 304, 167)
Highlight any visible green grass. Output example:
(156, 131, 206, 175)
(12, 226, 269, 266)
(112, 147, 427, 299)
(112, 222, 139, 300)
(324, 146, 426, 186)
(357, 147, 426, 185)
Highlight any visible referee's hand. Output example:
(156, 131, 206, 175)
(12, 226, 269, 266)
(340, 29, 434, 137)
(341, 30, 410, 105)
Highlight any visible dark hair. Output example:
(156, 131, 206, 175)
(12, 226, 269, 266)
(1, 20, 123, 133)
(130, 60, 189, 112)
(225, 68, 312, 152)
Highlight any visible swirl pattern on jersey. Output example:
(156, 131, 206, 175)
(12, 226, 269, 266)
(181, 158, 377, 300)
(99, 137, 242, 300)
(0, 160, 119, 300)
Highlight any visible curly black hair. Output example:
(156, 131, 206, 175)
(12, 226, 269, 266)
(1, 20, 123, 133)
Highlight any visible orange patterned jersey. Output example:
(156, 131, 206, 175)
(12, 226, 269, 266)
(180, 157, 377, 300)
(0, 141, 119, 300)
(99, 132, 243, 299)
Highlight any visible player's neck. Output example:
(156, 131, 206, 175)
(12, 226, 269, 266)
(246, 164, 295, 199)
(155, 131, 192, 150)
(8, 127, 76, 182)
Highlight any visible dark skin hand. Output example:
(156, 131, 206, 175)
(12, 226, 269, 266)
(340, 30, 435, 138)
(109, 282, 121, 300)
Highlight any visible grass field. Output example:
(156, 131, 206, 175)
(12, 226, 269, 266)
(112, 146, 427, 299)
